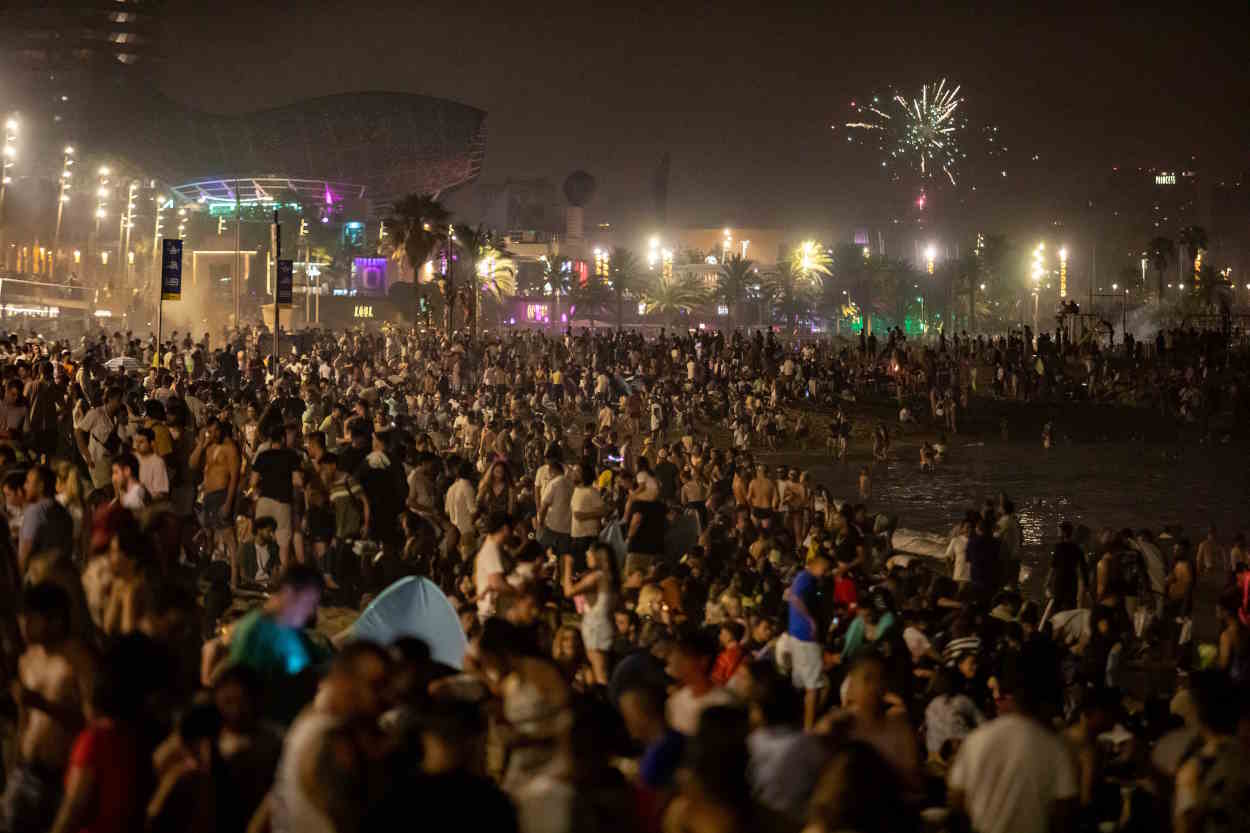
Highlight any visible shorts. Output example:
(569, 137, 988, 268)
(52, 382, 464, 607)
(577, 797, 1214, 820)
(255, 497, 293, 546)
(775, 632, 826, 691)
(751, 506, 773, 522)
(201, 489, 232, 530)
(540, 528, 572, 557)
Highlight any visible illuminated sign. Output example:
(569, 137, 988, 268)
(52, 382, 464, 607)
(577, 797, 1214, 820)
(1155, 173, 1176, 185)
(353, 305, 374, 318)
(524, 303, 549, 323)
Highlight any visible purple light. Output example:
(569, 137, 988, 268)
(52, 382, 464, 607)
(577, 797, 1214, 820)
(567, 305, 576, 315)
(509, 317, 516, 325)
(560, 313, 568, 323)
(324, 186, 334, 205)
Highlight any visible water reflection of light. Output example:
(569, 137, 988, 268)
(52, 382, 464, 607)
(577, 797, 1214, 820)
(1016, 510, 1045, 547)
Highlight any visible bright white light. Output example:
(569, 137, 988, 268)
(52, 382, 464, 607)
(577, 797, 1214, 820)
(924, 245, 937, 261)
(64, 146, 74, 155)
(4, 119, 16, 131)
(2, 146, 15, 159)
(97, 187, 109, 197)
(1058, 247, 1068, 261)
(95, 209, 106, 219)
(1112, 283, 1118, 290)
(979, 283, 986, 290)
(648, 235, 659, 248)
(98, 166, 110, 176)
(1179, 283, 1185, 290)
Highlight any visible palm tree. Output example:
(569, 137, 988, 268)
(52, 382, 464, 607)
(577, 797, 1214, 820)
(608, 246, 643, 331)
(716, 254, 755, 328)
(565, 261, 613, 329)
(1147, 236, 1176, 301)
(762, 261, 814, 328)
(1178, 225, 1208, 283)
(643, 273, 707, 330)
(454, 224, 514, 336)
(385, 194, 451, 326)
(539, 254, 573, 327)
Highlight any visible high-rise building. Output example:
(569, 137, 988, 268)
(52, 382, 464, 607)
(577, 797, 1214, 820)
(2, 1, 164, 166)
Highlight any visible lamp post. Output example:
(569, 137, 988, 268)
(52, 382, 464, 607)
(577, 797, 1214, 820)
(92, 166, 110, 284)
(0, 117, 18, 271)
(53, 147, 74, 278)
(925, 244, 937, 276)
(152, 192, 166, 288)
(121, 180, 137, 287)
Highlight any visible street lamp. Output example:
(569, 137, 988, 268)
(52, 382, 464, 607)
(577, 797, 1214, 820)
(53, 146, 74, 277)
(1058, 246, 1068, 298)
(120, 180, 138, 286)
(924, 244, 937, 275)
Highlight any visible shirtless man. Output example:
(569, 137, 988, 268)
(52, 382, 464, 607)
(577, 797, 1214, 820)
(3, 583, 95, 833)
(747, 464, 778, 529)
(191, 418, 242, 585)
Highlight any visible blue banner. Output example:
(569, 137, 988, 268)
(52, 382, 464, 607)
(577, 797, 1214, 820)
(160, 239, 183, 301)
(276, 259, 293, 308)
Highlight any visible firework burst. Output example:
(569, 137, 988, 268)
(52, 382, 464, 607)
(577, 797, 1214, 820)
(841, 78, 968, 185)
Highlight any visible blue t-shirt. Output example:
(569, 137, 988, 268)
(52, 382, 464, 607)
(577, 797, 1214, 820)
(787, 569, 817, 641)
(639, 729, 685, 789)
(228, 609, 312, 677)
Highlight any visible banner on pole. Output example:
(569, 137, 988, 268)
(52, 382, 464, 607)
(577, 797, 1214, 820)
(160, 239, 183, 301)
(276, 259, 293, 308)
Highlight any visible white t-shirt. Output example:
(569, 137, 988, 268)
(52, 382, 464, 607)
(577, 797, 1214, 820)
(137, 453, 169, 499)
(118, 480, 148, 512)
(474, 537, 505, 620)
(570, 486, 604, 539)
(666, 685, 737, 736)
(948, 714, 1078, 833)
(444, 478, 477, 536)
(540, 474, 573, 536)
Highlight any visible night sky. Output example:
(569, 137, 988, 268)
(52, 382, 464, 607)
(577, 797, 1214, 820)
(159, 1, 1250, 234)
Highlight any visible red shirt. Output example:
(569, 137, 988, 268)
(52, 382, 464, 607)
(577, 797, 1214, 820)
(710, 644, 744, 686)
(67, 718, 144, 833)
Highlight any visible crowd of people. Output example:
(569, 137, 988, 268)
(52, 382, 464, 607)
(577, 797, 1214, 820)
(0, 321, 1241, 833)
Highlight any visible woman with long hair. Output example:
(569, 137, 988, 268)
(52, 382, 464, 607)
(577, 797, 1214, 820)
(562, 542, 617, 686)
(550, 625, 593, 690)
(54, 462, 87, 563)
(476, 459, 515, 518)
